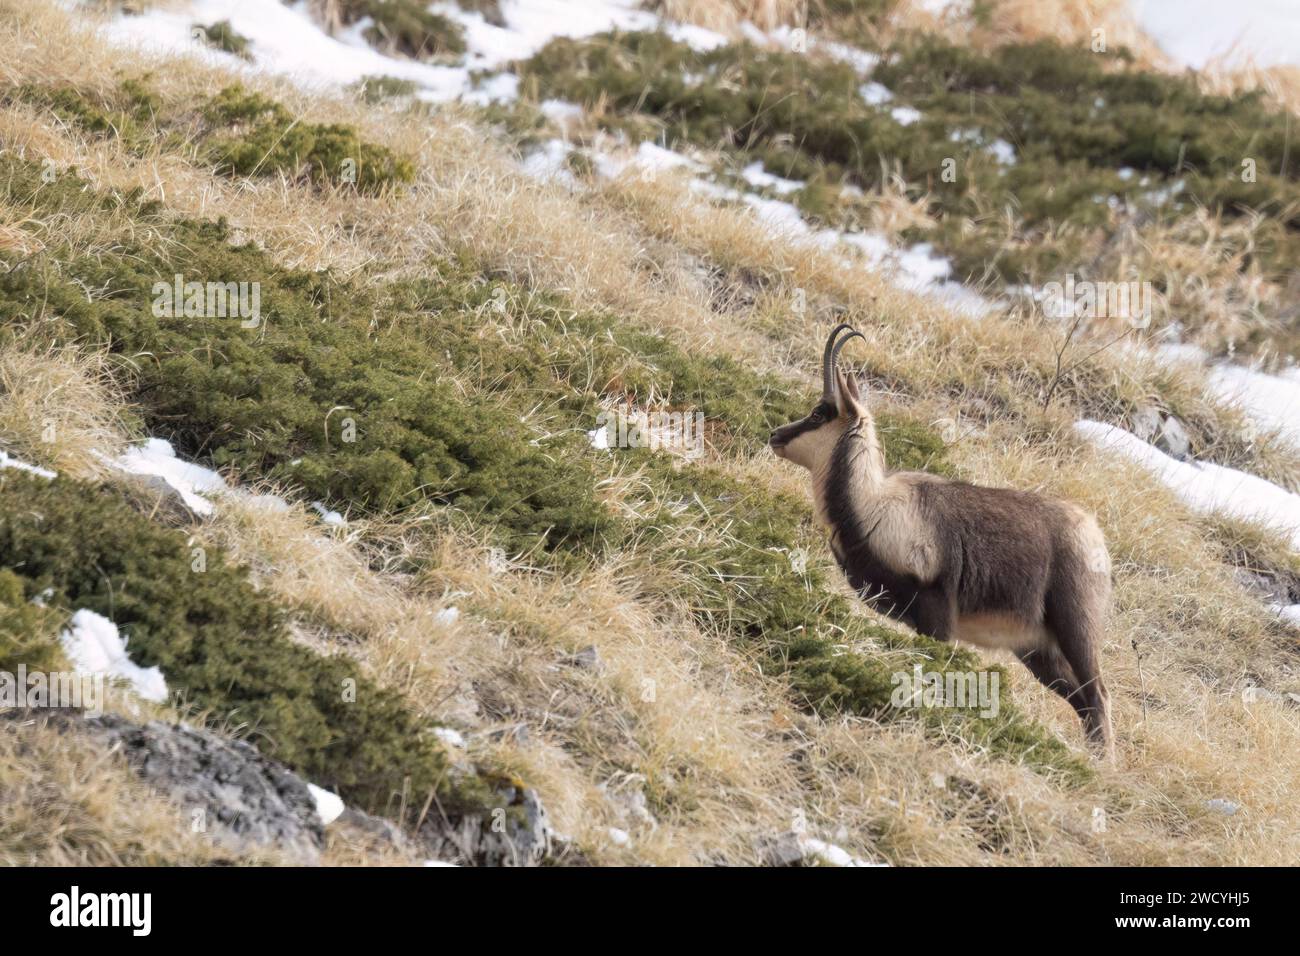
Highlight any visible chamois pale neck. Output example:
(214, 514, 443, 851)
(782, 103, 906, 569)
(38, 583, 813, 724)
(813, 414, 886, 525)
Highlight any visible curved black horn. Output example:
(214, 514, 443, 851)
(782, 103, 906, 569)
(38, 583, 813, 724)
(830, 330, 865, 375)
(822, 323, 855, 397)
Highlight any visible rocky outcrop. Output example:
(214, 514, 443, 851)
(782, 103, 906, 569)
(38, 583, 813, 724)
(3, 708, 325, 862)
(1, 708, 558, 866)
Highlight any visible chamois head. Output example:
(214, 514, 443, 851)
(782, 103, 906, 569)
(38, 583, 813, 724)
(769, 323, 867, 472)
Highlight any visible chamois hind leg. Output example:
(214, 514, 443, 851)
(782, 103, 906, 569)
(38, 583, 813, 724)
(1046, 600, 1114, 756)
(911, 587, 956, 642)
(1015, 643, 1082, 706)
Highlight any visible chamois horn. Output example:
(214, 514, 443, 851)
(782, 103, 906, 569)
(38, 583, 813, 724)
(822, 324, 865, 398)
(821, 323, 855, 398)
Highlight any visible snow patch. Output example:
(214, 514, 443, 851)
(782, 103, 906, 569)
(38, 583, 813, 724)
(739, 160, 803, 196)
(307, 783, 345, 825)
(61, 608, 168, 703)
(434, 726, 467, 748)
(1131, 0, 1300, 70)
(1206, 362, 1300, 451)
(801, 837, 887, 867)
(1075, 420, 1300, 550)
(890, 105, 922, 126)
(310, 501, 346, 527)
(114, 438, 228, 517)
(859, 81, 894, 105)
(0, 450, 56, 479)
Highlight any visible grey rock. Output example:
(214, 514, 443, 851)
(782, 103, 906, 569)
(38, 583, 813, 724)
(1205, 798, 1240, 816)
(1130, 405, 1163, 443)
(561, 645, 604, 672)
(3, 708, 560, 867)
(121, 473, 207, 524)
(1155, 415, 1191, 460)
(480, 722, 530, 746)
(339, 806, 411, 854)
(2, 708, 323, 862)
(757, 831, 808, 867)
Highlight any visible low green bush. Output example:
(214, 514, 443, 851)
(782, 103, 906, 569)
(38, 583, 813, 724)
(0, 471, 486, 812)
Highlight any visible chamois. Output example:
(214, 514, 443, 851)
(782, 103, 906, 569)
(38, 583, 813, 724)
(770, 324, 1114, 753)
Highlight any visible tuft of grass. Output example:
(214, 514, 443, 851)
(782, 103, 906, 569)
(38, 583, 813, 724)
(351, 74, 420, 103)
(194, 20, 253, 60)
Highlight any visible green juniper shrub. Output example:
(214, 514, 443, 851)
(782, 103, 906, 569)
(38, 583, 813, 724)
(5, 81, 414, 196)
(0, 159, 610, 556)
(339, 0, 467, 58)
(0, 566, 62, 676)
(195, 20, 253, 60)
(10, 82, 160, 152)
(201, 85, 415, 194)
(0, 471, 490, 812)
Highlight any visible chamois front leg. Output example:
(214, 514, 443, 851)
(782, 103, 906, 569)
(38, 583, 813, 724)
(912, 586, 956, 643)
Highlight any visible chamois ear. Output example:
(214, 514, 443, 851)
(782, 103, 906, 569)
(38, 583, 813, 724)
(835, 369, 867, 419)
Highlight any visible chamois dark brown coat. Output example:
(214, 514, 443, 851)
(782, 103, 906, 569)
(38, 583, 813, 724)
(770, 325, 1113, 752)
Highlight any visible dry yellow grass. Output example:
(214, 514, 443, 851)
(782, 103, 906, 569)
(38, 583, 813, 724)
(0, 704, 303, 866)
(0, 338, 134, 477)
(1, 0, 1298, 867)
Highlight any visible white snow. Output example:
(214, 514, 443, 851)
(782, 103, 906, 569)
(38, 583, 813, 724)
(1130, 0, 1300, 70)
(96, 0, 721, 103)
(801, 837, 887, 867)
(890, 106, 922, 126)
(307, 783, 345, 825)
(60, 608, 169, 703)
(434, 726, 467, 749)
(987, 138, 1016, 166)
(114, 438, 228, 517)
(538, 98, 584, 122)
(739, 160, 804, 196)
(461, 71, 520, 106)
(0, 450, 56, 478)
(1271, 604, 1300, 627)
(310, 501, 346, 527)
(520, 138, 577, 185)
(1206, 362, 1300, 451)
(896, 242, 953, 286)
(102, 0, 474, 98)
(1075, 420, 1300, 550)
(761, 25, 880, 74)
(859, 81, 894, 105)
(743, 194, 813, 237)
